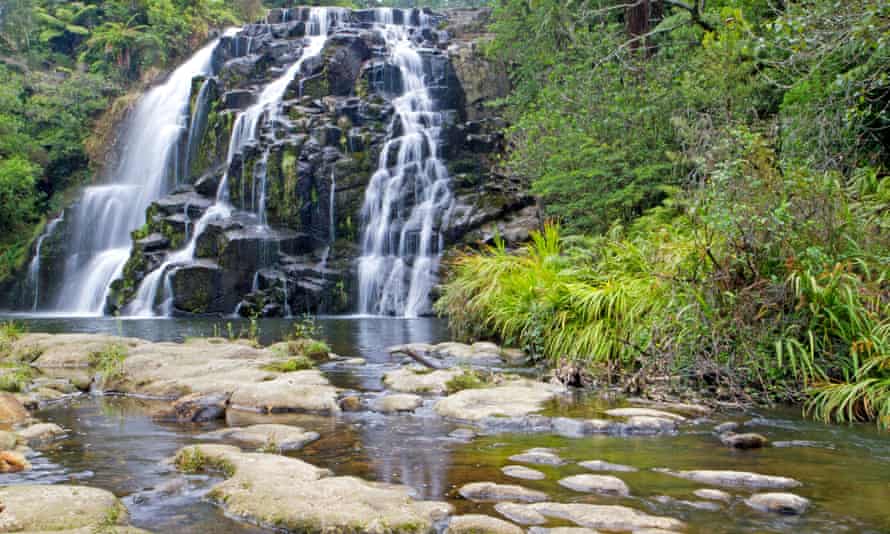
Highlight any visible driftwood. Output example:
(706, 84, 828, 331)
(387, 344, 448, 369)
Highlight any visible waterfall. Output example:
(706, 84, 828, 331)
(25, 214, 64, 311)
(357, 11, 454, 317)
(184, 79, 213, 183)
(127, 8, 342, 316)
(40, 38, 223, 315)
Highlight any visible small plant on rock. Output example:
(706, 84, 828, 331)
(89, 343, 128, 382)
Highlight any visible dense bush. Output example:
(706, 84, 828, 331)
(440, 0, 890, 427)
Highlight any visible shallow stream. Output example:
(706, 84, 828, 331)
(1, 316, 888, 533)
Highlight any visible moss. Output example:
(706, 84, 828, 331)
(262, 356, 315, 373)
(0, 363, 34, 392)
(445, 370, 488, 394)
(176, 447, 236, 477)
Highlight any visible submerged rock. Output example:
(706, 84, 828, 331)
(434, 380, 564, 422)
(558, 474, 630, 497)
(458, 481, 549, 503)
(508, 448, 565, 466)
(446, 514, 523, 534)
(0, 485, 142, 531)
(174, 444, 451, 533)
(744, 492, 811, 515)
(514, 502, 685, 532)
(652, 495, 722, 511)
(653, 468, 801, 489)
(495, 502, 547, 526)
(693, 488, 732, 503)
(720, 432, 768, 449)
(578, 460, 638, 473)
(502, 465, 546, 481)
(201, 424, 319, 451)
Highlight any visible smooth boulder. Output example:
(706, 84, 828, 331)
(446, 514, 523, 534)
(458, 482, 548, 503)
(744, 492, 811, 515)
(654, 468, 801, 489)
(558, 474, 630, 496)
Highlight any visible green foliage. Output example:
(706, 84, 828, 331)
(176, 446, 235, 477)
(88, 343, 128, 381)
(263, 355, 315, 373)
(450, 0, 890, 426)
(0, 363, 34, 392)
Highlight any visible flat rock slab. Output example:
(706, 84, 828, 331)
(508, 448, 565, 466)
(435, 380, 565, 422)
(605, 408, 686, 421)
(371, 393, 423, 413)
(383, 368, 462, 394)
(25, 335, 341, 415)
(0, 484, 137, 531)
(654, 469, 801, 489)
(502, 465, 546, 480)
(495, 502, 547, 526)
(744, 492, 810, 515)
(579, 460, 638, 472)
(521, 502, 685, 532)
(459, 482, 548, 503)
(446, 514, 523, 534)
(175, 444, 452, 533)
(558, 474, 630, 496)
(19, 333, 147, 368)
(200, 424, 319, 451)
(0, 393, 29, 424)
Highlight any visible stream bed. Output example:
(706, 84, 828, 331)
(1, 315, 889, 533)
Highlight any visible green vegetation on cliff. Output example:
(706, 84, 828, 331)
(439, 0, 890, 427)
(0, 0, 250, 281)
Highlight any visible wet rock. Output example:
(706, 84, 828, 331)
(502, 465, 546, 481)
(223, 89, 253, 109)
(652, 495, 722, 511)
(693, 488, 732, 503)
(169, 263, 228, 314)
(201, 424, 320, 452)
(371, 393, 423, 414)
(479, 414, 554, 433)
(0, 393, 29, 424)
(653, 468, 801, 489)
(228, 371, 340, 414)
(605, 408, 686, 421)
(517, 503, 685, 532)
(720, 432, 768, 449)
(495, 502, 547, 525)
(16, 423, 65, 445)
(174, 444, 451, 532)
(0, 450, 30, 473)
(500, 348, 527, 365)
(135, 233, 169, 253)
(339, 395, 363, 412)
(343, 357, 366, 365)
(714, 422, 739, 434)
(508, 448, 565, 466)
(578, 460, 638, 473)
(383, 368, 461, 394)
(458, 482, 548, 503)
(744, 492, 811, 515)
(625, 415, 678, 434)
(552, 417, 616, 437)
(446, 514, 523, 534)
(434, 380, 565, 422)
(155, 392, 230, 422)
(0, 485, 137, 531)
(558, 474, 630, 497)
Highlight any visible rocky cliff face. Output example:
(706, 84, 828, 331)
(58, 7, 535, 317)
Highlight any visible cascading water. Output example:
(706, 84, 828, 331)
(357, 11, 454, 317)
(25, 215, 64, 311)
(127, 8, 342, 316)
(40, 38, 223, 315)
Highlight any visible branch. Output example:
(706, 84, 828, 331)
(663, 0, 715, 32)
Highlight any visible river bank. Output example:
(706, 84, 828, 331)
(0, 320, 887, 533)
